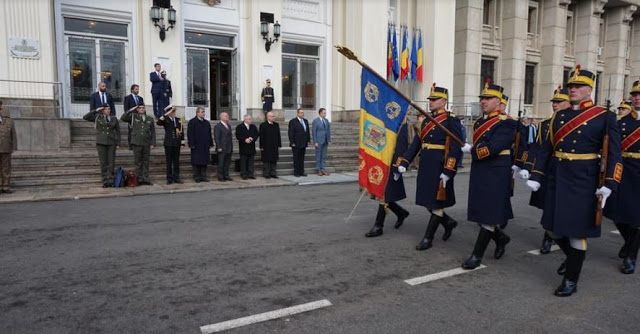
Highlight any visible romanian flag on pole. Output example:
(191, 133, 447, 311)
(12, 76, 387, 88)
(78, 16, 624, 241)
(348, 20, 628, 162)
(416, 30, 423, 83)
(410, 30, 417, 81)
(387, 26, 393, 79)
(359, 68, 410, 200)
(400, 27, 409, 81)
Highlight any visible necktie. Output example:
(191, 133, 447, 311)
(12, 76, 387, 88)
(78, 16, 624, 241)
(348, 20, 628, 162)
(528, 126, 534, 144)
(173, 118, 176, 127)
(101, 93, 106, 105)
(300, 119, 305, 131)
(134, 95, 138, 105)
(322, 118, 326, 128)
(106, 116, 110, 123)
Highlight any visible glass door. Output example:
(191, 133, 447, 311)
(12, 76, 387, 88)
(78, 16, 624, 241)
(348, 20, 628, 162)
(186, 48, 210, 120)
(231, 48, 239, 119)
(282, 56, 317, 119)
(300, 59, 317, 110)
(282, 57, 297, 111)
(99, 40, 126, 104)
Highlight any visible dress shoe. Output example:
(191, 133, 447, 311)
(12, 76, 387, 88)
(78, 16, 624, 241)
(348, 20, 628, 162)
(225, 177, 233, 181)
(317, 171, 323, 176)
(540, 238, 553, 255)
(415, 238, 433, 251)
(365, 225, 383, 237)
(619, 244, 628, 259)
(264, 175, 271, 179)
(294, 174, 300, 177)
(218, 178, 226, 182)
(202, 178, 210, 182)
(441, 215, 458, 241)
(2, 189, 13, 193)
(461, 255, 483, 270)
(242, 176, 248, 180)
(167, 180, 173, 185)
(494, 231, 510, 259)
(102, 184, 109, 188)
(557, 260, 567, 275)
(174, 179, 183, 184)
(271, 175, 278, 178)
(146, 182, 153, 186)
(195, 179, 202, 183)
(621, 258, 636, 274)
(249, 176, 256, 179)
(323, 171, 330, 176)
(554, 278, 577, 297)
(301, 173, 308, 177)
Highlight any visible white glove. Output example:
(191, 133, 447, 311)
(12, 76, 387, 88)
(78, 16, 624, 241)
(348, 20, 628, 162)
(393, 173, 400, 181)
(440, 173, 450, 188)
(511, 165, 521, 173)
(461, 143, 472, 153)
(397, 166, 407, 174)
(518, 169, 530, 180)
(595, 186, 612, 209)
(526, 180, 541, 192)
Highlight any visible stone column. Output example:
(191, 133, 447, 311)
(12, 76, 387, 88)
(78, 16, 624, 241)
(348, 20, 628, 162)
(500, 0, 528, 116)
(537, 0, 571, 119)
(604, 5, 637, 104)
(453, 0, 483, 110)
(574, 0, 607, 70)
(630, 15, 640, 85)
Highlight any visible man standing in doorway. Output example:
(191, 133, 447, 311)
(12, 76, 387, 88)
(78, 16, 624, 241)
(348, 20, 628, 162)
(150, 63, 164, 118)
(90, 82, 116, 116)
(288, 108, 310, 177)
(312, 108, 331, 176)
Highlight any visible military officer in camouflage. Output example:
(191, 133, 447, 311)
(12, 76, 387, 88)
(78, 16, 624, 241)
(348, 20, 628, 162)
(396, 84, 463, 251)
(605, 80, 640, 274)
(122, 104, 156, 185)
(0, 100, 18, 194)
(460, 81, 516, 269)
(83, 105, 120, 188)
(526, 65, 622, 296)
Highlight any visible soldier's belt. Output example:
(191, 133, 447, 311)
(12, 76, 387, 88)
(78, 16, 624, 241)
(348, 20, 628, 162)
(498, 150, 510, 156)
(622, 152, 640, 159)
(553, 151, 598, 160)
(422, 143, 446, 150)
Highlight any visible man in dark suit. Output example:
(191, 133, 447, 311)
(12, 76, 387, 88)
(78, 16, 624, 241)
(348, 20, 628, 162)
(260, 111, 282, 179)
(124, 84, 144, 150)
(236, 114, 259, 180)
(157, 104, 184, 184)
(288, 108, 310, 177)
(188, 107, 213, 182)
(214, 112, 233, 181)
(89, 82, 116, 116)
(149, 63, 164, 118)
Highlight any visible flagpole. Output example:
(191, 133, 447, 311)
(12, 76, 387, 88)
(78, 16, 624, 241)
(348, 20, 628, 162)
(335, 45, 464, 146)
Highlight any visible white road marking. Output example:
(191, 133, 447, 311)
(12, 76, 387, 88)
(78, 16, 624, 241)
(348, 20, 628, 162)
(199, 299, 333, 333)
(611, 230, 620, 235)
(527, 245, 561, 255)
(404, 265, 487, 286)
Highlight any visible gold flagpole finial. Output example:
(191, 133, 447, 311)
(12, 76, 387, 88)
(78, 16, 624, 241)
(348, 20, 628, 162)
(335, 45, 360, 63)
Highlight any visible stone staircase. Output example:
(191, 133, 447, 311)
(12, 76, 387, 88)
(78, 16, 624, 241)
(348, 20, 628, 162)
(11, 120, 359, 189)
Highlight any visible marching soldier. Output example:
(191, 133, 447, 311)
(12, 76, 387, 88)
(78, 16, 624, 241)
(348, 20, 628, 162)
(122, 104, 156, 185)
(156, 104, 184, 184)
(460, 81, 516, 269)
(83, 105, 120, 188)
(365, 117, 410, 238)
(0, 100, 18, 194)
(526, 65, 622, 296)
(520, 85, 571, 254)
(605, 80, 640, 274)
(396, 84, 463, 250)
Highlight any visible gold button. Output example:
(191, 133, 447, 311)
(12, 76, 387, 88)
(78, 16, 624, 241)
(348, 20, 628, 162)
(571, 149, 575, 152)
(573, 140, 577, 143)
(622, 123, 626, 126)
(583, 122, 587, 125)
(560, 121, 565, 124)
(559, 148, 563, 152)
(623, 134, 627, 138)
(577, 130, 582, 134)
(560, 139, 564, 142)
(622, 128, 626, 131)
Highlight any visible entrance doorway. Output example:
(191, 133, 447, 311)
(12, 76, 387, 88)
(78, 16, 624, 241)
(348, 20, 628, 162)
(209, 49, 231, 120)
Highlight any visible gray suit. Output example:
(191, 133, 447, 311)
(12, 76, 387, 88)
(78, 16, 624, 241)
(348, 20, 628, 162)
(312, 117, 331, 172)
(214, 121, 233, 180)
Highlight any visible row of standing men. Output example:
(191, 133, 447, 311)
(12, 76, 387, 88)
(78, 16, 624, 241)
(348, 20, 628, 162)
(366, 65, 640, 297)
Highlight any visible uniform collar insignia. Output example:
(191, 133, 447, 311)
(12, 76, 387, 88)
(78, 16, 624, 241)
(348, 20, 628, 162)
(488, 110, 501, 118)
(578, 99, 594, 109)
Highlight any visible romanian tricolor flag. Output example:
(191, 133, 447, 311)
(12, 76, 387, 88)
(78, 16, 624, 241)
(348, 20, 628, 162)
(359, 68, 410, 200)
(387, 26, 393, 79)
(410, 30, 417, 81)
(416, 30, 423, 83)
(400, 27, 409, 81)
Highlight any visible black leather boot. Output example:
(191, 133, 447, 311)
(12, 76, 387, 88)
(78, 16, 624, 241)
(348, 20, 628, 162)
(554, 237, 571, 275)
(554, 248, 585, 297)
(540, 232, 553, 255)
(388, 202, 409, 229)
(621, 229, 640, 274)
(441, 213, 458, 241)
(493, 227, 511, 259)
(621, 258, 636, 274)
(616, 223, 630, 259)
(365, 204, 386, 238)
(416, 214, 441, 250)
(462, 228, 493, 270)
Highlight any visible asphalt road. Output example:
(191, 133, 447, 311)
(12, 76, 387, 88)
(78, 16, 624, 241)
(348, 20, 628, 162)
(1, 173, 638, 334)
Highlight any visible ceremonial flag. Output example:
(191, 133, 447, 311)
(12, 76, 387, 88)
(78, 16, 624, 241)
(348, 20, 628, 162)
(391, 26, 399, 81)
(410, 30, 417, 81)
(387, 26, 392, 79)
(416, 30, 423, 83)
(359, 68, 410, 200)
(400, 27, 409, 81)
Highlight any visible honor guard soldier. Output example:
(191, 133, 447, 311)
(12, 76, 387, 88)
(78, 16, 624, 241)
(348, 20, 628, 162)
(365, 117, 410, 238)
(83, 105, 120, 188)
(460, 81, 516, 269)
(396, 84, 463, 250)
(526, 65, 622, 296)
(605, 80, 640, 274)
(122, 104, 156, 185)
(156, 104, 184, 184)
(520, 86, 571, 254)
